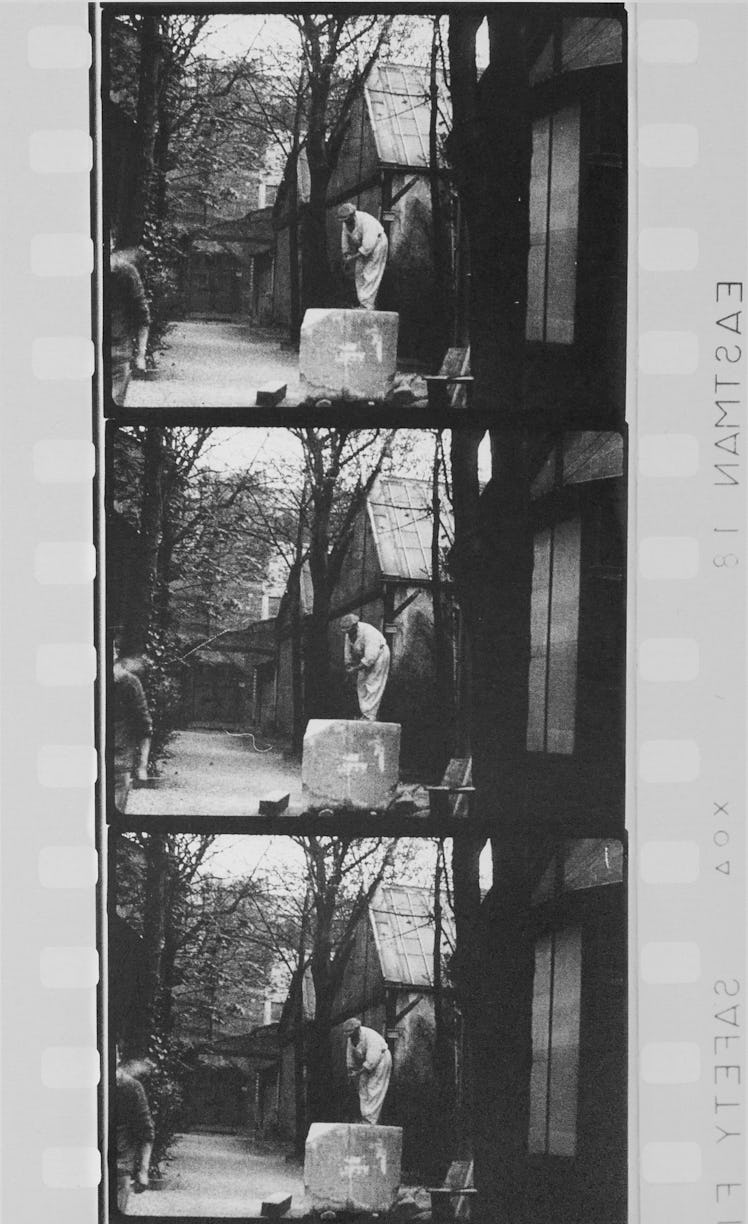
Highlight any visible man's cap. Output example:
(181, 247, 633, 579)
(340, 613, 360, 631)
(343, 1017, 362, 1034)
(337, 202, 356, 220)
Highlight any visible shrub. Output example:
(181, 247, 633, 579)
(139, 219, 186, 356)
(142, 1033, 189, 1173)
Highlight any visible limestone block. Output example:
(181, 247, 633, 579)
(299, 309, 399, 402)
(302, 719, 401, 811)
(304, 1122, 403, 1213)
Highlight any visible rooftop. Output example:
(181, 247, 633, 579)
(369, 883, 455, 988)
(368, 475, 454, 582)
(365, 63, 450, 169)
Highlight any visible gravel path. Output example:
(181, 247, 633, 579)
(126, 320, 303, 408)
(125, 727, 304, 817)
(126, 1131, 308, 1217)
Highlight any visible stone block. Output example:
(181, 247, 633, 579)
(304, 1122, 403, 1213)
(302, 719, 400, 812)
(299, 309, 399, 402)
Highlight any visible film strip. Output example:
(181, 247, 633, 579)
(2, 3, 745, 1224)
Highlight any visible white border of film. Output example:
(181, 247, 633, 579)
(4, 3, 101, 1224)
(632, 5, 747, 1223)
(3, 4, 746, 1224)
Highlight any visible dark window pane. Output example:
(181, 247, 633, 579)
(528, 934, 553, 1152)
(547, 926, 582, 1156)
(546, 517, 581, 754)
(526, 108, 580, 343)
(527, 118, 551, 340)
(546, 106, 580, 343)
(527, 528, 552, 750)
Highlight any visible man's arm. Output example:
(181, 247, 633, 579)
(341, 228, 357, 265)
(357, 215, 382, 258)
(359, 625, 383, 669)
(361, 1032, 385, 1072)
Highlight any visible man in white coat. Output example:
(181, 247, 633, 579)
(338, 202, 388, 310)
(341, 613, 390, 721)
(344, 1017, 392, 1124)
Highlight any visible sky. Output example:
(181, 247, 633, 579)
(199, 832, 493, 891)
(193, 11, 489, 70)
(196, 427, 492, 483)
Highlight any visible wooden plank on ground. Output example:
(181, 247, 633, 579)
(260, 1191, 293, 1217)
(255, 382, 287, 407)
(258, 789, 290, 816)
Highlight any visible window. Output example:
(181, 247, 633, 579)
(528, 925, 582, 1157)
(527, 517, 581, 753)
(526, 105, 581, 344)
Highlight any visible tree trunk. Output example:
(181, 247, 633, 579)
(153, 91, 172, 226)
(125, 427, 166, 657)
(450, 832, 484, 1156)
(431, 842, 453, 1176)
(131, 833, 169, 1057)
(448, 11, 537, 1222)
(286, 560, 305, 755)
(125, 14, 162, 247)
(429, 21, 451, 365)
(155, 492, 176, 635)
(287, 134, 302, 345)
(306, 932, 338, 1124)
(301, 158, 332, 311)
(293, 893, 310, 1154)
(305, 481, 335, 720)
(431, 433, 453, 773)
(448, 13, 531, 412)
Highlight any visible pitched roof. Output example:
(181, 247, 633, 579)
(369, 884, 455, 988)
(367, 475, 454, 581)
(530, 431, 624, 499)
(365, 63, 450, 169)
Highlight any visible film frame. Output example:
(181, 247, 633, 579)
(1, 3, 745, 1224)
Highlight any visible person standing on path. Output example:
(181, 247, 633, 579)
(341, 614, 390, 721)
(113, 637, 152, 811)
(344, 1018, 392, 1125)
(109, 242, 150, 405)
(116, 1058, 155, 1213)
(338, 203, 388, 310)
